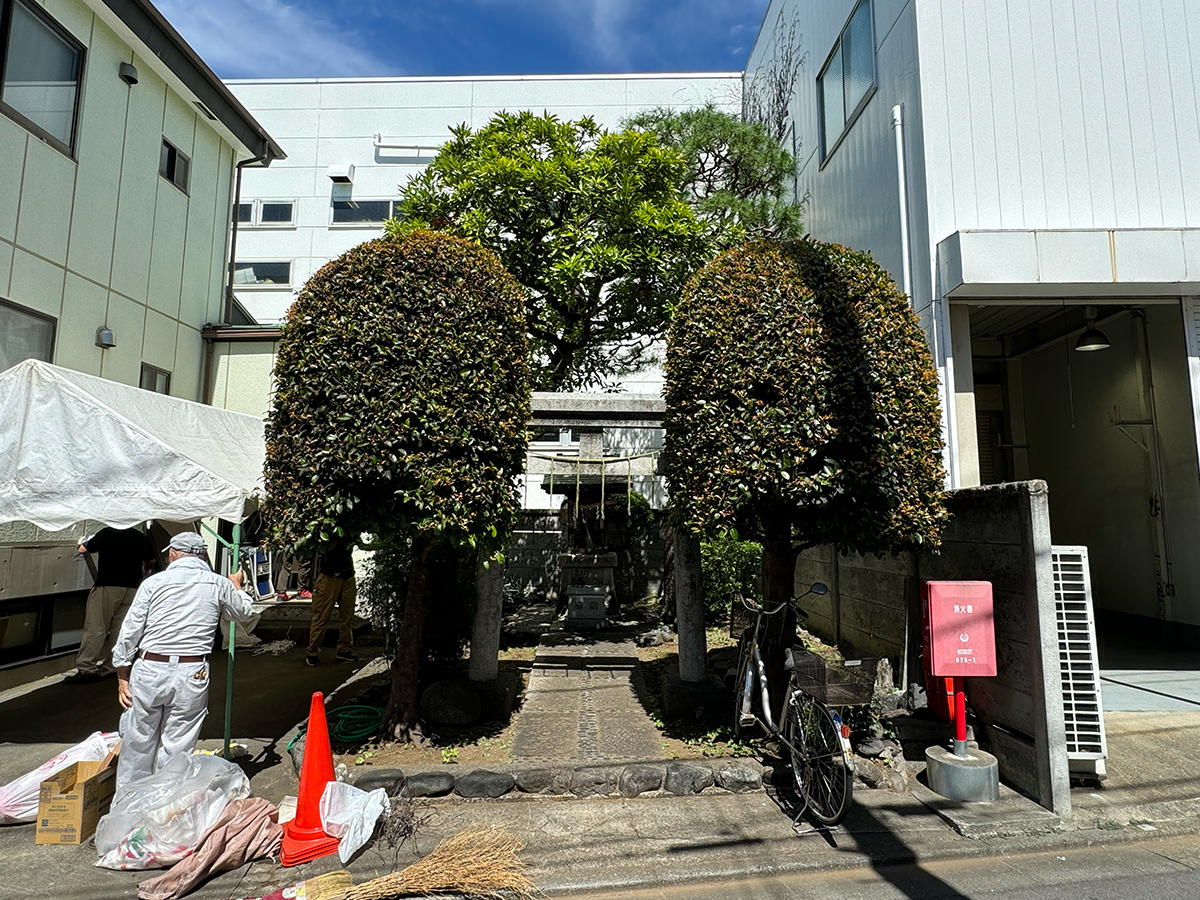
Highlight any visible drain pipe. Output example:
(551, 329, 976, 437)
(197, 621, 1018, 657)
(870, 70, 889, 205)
(892, 103, 958, 486)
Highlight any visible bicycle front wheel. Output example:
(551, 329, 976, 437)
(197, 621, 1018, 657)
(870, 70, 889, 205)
(732, 632, 755, 738)
(786, 694, 852, 826)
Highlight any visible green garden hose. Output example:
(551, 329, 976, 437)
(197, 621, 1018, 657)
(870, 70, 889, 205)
(287, 703, 384, 752)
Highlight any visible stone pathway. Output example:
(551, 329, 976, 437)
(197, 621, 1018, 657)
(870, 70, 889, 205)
(510, 632, 664, 761)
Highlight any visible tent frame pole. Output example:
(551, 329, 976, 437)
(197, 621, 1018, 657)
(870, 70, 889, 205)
(200, 520, 240, 759)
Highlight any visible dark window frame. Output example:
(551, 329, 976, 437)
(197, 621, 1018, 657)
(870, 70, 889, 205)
(0, 296, 56, 367)
(0, 0, 86, 158)
(232, 259, 292, 287)
(139, 362, 171, 394)
(159, 137, 190, 194)
(330, 198, 401, 226)
(816, 0, 877, 166)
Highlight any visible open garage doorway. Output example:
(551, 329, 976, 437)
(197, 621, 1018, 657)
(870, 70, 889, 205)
(955, 300, 1200, 709)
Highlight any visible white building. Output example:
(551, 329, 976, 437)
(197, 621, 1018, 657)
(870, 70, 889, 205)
(213, 73, 741, 415)
(747, 0, 1200, 642)
(0, 0, 281, 679)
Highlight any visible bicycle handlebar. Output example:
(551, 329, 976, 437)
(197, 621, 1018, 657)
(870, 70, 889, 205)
(736, 592, 810, 620)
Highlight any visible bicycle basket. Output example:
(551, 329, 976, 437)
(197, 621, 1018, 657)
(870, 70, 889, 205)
(787, 646, 878, 705)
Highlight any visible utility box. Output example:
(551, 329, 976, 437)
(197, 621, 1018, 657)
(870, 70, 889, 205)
(35, 747, 119, 845)
(922, 581, 997, 677)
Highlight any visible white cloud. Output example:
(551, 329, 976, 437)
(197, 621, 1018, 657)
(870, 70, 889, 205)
(156, 0, 396, 79)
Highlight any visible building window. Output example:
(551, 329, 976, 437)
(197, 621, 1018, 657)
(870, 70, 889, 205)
(238, 199, 297, 227)
(233, 261, 291, 286)
(0, 298, 55, 369)
(331, 199, 399, 225)
(0, 0, 84, 156)
(159, 138, 190, 193)
(259, 201, 295, 224)
(139, 363, 171, 394)
(817, 0, 875, 162)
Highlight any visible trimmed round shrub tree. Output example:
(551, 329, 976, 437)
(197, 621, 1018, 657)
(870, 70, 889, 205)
(665, 238, 946, 624)
(265, 230, 530, 740)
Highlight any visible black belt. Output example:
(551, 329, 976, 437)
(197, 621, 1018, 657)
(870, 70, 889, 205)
(140, 651, 206, 663)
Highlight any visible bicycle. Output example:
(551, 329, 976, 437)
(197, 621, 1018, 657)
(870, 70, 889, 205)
(732, 582, 858, 827)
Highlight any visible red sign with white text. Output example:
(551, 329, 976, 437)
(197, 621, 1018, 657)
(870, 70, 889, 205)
(922, 581, 997, 677)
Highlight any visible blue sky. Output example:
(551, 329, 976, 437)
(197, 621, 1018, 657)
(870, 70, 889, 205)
(159, 0, 772, 80)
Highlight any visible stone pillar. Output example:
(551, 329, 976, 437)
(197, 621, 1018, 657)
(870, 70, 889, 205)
(469, 554, 505, 682)
(674, 527, 706, 683)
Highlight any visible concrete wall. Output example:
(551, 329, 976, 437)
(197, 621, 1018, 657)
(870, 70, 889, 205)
(0, 0, 239, 400)
(210, 340, 280, 417)
(794, 481, 1071, 815)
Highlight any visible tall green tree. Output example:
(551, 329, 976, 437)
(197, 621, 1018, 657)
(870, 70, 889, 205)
(623, 104, 802, 243)
(665, 238, 946, 652)
(265, 230, 530, 741)
(388, 111, 712, 391)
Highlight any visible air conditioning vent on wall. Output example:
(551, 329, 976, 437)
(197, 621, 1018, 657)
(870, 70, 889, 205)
(1052, 545, 1108, 779)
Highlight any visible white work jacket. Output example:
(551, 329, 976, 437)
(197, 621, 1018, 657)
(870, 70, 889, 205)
(112, 556, 257, 666)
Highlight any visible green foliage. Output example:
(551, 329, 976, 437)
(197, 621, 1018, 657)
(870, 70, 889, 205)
(700, 536, 763, 619)
(389, 111, 713, 391)
(623, 104, 802, 243)
(665, 238, 947, 555)
(265, 230, 530, 554)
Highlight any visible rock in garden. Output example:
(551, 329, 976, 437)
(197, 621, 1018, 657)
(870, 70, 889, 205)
(855, 760, 887, 789)
(715, 763, 762, 793)
(419, 679, 482, 726)
(455, 769, 515, 798)
(855, 738, 886, 758)
(403, 771, 455, 797)
(351, 769, 406, 794)
(514, 766, 571, 794)
(570, 766, 621, 796)
(619, 764, 664, 797)
(664, 762, 715, 795)
(900, 682, 928, 711)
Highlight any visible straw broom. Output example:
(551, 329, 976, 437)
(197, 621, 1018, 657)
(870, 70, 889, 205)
(343, 825, 535, 900)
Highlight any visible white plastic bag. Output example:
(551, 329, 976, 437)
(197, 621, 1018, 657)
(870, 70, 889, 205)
(319, 780, 389, 864)
(0, 731, 120, 824)
(94, 753, 250, 870)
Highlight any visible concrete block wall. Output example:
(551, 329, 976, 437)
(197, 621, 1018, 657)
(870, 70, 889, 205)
(793, 480, 1071, 816)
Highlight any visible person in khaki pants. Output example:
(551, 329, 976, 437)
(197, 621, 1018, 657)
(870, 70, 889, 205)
(306, 539, 358, 667)
(66, 525, 156, 684)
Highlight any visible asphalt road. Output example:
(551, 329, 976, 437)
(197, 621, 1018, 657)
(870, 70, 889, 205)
(569, 835, 1200, 900)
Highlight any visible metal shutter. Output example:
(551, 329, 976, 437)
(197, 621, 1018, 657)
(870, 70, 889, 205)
(1052, 546, 1107, 779)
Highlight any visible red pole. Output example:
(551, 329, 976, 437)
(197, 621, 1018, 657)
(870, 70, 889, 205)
(954, 688, 967, 742)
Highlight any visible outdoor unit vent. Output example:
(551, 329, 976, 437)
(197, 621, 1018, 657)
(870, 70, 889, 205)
(1052, 545, 1108, 779)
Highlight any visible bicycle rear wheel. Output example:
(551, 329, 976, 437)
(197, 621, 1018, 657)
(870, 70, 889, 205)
(785, 693, 852, 826)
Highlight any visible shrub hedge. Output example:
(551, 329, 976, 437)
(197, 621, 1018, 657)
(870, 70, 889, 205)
(665, 238, 947, 555)
(265, 230, 531, 553)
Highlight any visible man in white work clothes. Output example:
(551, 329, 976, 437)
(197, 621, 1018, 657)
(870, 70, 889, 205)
(111, 531, 257, 789)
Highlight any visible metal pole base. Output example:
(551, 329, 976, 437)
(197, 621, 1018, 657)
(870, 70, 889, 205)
(925, 743, 1000, 802)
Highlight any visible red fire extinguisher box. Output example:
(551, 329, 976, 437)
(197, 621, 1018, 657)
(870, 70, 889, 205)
(921, 581, 997, 719)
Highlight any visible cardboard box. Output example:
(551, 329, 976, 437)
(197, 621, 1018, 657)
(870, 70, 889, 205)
(35, 745, 119, 845)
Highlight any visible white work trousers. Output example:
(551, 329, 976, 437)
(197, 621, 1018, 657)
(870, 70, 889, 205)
(117, 657, 210, 788)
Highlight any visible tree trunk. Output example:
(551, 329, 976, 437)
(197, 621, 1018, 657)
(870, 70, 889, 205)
(674, 527, 707, 683)
(760, 517, 799, 724)
(385, 535, 432, 743)
(469, 554, 505, 682)
(659, 525, 676, 625)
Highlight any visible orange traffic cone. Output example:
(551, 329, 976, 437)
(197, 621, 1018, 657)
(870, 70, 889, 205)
(281, 691, 341, 866)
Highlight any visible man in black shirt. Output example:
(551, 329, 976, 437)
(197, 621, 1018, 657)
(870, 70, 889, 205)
(65, 525, 156, 684)
(306, 539, 358, 667)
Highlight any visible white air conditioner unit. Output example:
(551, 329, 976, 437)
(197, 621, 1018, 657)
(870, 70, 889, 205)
(1052, 545, 1108, 780)
(326, 163, 354, 184)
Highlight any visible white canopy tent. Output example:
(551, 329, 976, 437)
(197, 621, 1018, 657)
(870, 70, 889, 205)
(0, 359, 264, 530)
